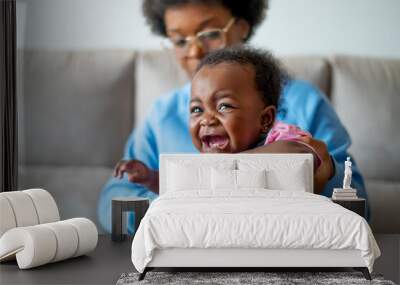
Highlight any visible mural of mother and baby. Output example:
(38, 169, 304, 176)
(98, 0, 367, 233)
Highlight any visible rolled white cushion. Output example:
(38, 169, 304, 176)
(64, 218, 98, 257)
(0, 218, 98, 269)
(42, 221, 79, 262)
(23, 189, 60, 223)
(0, 226, 57, 269)
(0, 196, 17, 237)
(0, 191, 39, 227)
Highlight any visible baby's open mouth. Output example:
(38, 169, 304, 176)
(201, 135, 230, 152)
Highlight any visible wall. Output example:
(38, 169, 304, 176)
(17, 0, 400, 58)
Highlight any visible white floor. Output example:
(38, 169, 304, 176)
(374, 234, 400, 284)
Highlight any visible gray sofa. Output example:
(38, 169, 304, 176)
(17, 49, 400, 234)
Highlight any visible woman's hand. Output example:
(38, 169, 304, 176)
(113, 160, 159, 194)
(297, 137, 334, 194)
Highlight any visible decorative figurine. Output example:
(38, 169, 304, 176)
(332, 157, 358, 199)
(343, 156, 352, 189)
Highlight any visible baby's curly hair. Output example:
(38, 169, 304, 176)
(196, 45, 287, 108)
(142, 0, 268, 41)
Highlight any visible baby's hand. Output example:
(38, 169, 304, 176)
(113, 160, 151, 184)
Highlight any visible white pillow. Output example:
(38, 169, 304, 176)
(236, 169, 267, 189)
(211, 169, 267, 190)
(166, 160, 235, 192)
(238, 159, 311, 192)
(167, 162, 210, 191)
(211, 168, 236, 190)
(266, 162, 309, 191)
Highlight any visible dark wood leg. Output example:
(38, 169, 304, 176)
(112, 200, 124, 242)
(354, 267, 371, 280)
(134, 200, 149, 235)
(134, 208, 141, 236)
(138, 268, 148, 281)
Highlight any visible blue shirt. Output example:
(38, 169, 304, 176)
(98, 80, 367, 233)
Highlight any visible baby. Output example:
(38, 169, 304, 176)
(189, 46, 317, 155)
(114, 46, 321, 192)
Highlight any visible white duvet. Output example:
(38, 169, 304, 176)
(131, 190, 380, 273)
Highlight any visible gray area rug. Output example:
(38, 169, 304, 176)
(117, 272, 396, 285)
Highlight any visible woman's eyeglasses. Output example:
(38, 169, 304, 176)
(164, 17, 236, 58)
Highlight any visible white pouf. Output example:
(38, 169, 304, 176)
(0, 218, 98, 269)
(0, 189, 98, 269)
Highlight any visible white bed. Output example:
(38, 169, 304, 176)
(131, 154, 380, 280)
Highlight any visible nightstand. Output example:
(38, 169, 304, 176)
(112, 197, 149, 242)
(331, 198, 366, 218)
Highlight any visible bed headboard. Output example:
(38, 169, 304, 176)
(159, 153, 314, 195)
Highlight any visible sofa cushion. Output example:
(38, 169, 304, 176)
(280, 56, 332, 98)
(135, 50, 188, 127)
(134, 50, 331, 127)
(19, 50, 135, 167)
(331, 56, 400, 181)
(18, 165, 112, 233)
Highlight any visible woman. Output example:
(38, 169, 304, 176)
(98, 0, 366, 233)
